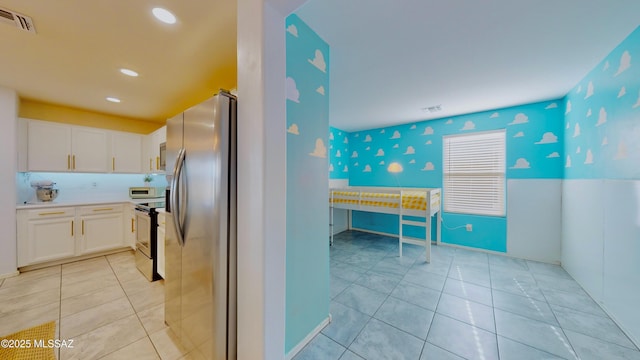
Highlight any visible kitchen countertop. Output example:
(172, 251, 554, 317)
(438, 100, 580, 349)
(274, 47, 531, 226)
(16, 197, 165, 210)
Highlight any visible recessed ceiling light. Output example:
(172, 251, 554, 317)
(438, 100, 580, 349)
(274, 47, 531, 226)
(120, 68, 139, 77)
(106, 97, 121, 103)
(152, 7, 176, 24)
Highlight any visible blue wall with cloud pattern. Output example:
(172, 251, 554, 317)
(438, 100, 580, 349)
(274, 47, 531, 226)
(564, 27, 640, 179)
(336, 100, 564, 252)
(329, 126, 349, 180)
(285, 14, 330, 355)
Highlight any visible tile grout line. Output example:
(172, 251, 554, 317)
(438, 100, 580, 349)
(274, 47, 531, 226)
(100, 253, 163, 360)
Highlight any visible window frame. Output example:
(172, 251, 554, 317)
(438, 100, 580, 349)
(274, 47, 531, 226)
(442, 129, 506, 217)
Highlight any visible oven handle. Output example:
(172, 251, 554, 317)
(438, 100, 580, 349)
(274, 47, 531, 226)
(170, 148, 186, 247)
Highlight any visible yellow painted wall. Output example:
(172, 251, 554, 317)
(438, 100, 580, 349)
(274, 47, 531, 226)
(19, 99, 164, 134)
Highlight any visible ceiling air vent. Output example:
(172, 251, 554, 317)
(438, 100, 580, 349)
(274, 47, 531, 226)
(421, 104, 442, 113)
(0, 7, 36, 34)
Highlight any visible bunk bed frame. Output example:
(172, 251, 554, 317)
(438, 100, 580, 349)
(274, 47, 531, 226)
(329, 187, 442, 263)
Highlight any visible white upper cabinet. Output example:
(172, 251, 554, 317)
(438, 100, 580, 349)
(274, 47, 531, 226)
(144, 125, 166, 173)
(24, 118, 146, 174)
(71, 127, 109, 172)
(27, 120, 73, 171)
(111, 131, 142, 173)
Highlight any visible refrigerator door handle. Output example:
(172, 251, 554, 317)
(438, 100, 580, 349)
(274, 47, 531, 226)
(170, 147, 186, 247)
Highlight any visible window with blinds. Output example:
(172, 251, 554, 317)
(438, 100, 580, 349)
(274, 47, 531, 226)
(443, 130, 506, 216)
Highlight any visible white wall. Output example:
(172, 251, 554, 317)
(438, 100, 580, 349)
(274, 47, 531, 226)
(506, 179, 562, 263)
(237, 0, 287, 359)
(0, 87, 18, 278)
(562, 179, 640, 345)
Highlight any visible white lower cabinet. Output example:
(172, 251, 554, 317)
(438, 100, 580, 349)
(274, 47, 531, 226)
(17, 208, 76, 266)
(156, 212, 166, 279)
(17, 204, 127, 267)
(125, 204, 136, 249)
(77, 205, 124, 254)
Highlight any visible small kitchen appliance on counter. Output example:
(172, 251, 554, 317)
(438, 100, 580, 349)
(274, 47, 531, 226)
(31, 180, 59, 202)
(129, 186, 166, 199)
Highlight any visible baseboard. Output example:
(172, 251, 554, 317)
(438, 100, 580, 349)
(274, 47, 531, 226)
(285, 315, 331, 360)
(0, 270, 19, 279)
(18, 247, 133, 272)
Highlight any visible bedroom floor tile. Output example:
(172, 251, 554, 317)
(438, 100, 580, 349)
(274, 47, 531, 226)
(320, 230, 639, 360)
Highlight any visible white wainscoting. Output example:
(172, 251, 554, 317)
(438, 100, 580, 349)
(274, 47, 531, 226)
(562, 179, 640, 346)
(506, 179, 562, 263)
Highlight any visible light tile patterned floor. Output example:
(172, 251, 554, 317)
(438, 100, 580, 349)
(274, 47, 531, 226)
(294, 230, 640, 360)
(0, 250, 191, 360)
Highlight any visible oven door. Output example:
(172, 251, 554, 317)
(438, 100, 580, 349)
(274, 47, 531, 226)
(135, 209, 152, 258)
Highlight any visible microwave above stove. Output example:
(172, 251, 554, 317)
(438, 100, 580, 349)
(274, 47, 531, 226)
(129, 186, 166, 199)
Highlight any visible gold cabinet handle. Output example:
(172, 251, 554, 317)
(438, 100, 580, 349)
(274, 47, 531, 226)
(149, 158, 152, 171)
(82, 220, 84, 235)
(39, 211, 65, 216)
(112, 157, 115, 171)
(73, 155, 76, 170)
(71, 220, 74, 236)
(156, 156, 160, 170)
(92, 208, 113, 212)
(67, 155, 71, 170)
(131, 218, 135, 233)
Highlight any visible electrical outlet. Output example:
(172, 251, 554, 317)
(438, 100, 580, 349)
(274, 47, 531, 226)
(92, 182, 97, 188)
(466, 224, 472, 232)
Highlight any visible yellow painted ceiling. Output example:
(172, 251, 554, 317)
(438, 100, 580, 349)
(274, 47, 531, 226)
(0, 0, 236, 123)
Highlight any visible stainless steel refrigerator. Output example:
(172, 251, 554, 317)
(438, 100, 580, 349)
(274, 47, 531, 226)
(165, 90, 236, 360)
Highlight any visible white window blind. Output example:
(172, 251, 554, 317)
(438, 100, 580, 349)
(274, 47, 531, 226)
(443, 130, 506, 216)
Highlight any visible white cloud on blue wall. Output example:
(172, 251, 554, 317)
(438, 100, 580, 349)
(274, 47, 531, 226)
(547, 152, 560, 158)
(364, 135, 372, 142)
(545, 103, 558, 109)
(309, 139, 327, 158)
(490, 112, 499, 118)
(379, 161, 385, 165)
(614, 50, 631, 76)
(404, 146, 415, 155)
(390, 130, 401, 139)
(460, 121, 475, 131)
(421, 162, 435, 171)
(286, 24, 298, 37)
(566, 155, 572, 168)
(422, 126, 434, 135)
(393, 144, 399, 149)
(602, 137, 609, 146)
(409, 159, 416, 164)
(565, 101, 572, 114)
(634, 90, 640, 108)
(596, 108, 607, 126)
(363, 165, 372, 172)
(618, 86, 626, 98)
(535, 132, 558, 144)
(445, 119, 453, 125)
(329, 132, 334, 140)
(410, 125, 417, 130)
(586, 108, 592, 117)
(584, 149, 594, 164)
(510, 158, 531, 169)
(425, 140, 432, 145)
(375, 149, 385, 157)
(603, 61, 610, 71)
(584, 81, 594, 99)
(351, 151, 358, 158)
(329, 164, 334, 172)
(508, 113, 529, 125)
(573, 123, 581, 137)
(287, 124, 300, 135)
(335, 150, 341, 157)
(286, 77, 300, 103)
(514, 131, 524, 138)
(316, 86, 325, 95)
(308, 49, 327, 73)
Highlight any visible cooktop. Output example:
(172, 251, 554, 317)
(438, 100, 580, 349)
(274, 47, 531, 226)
(136, 201, 166, 211)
